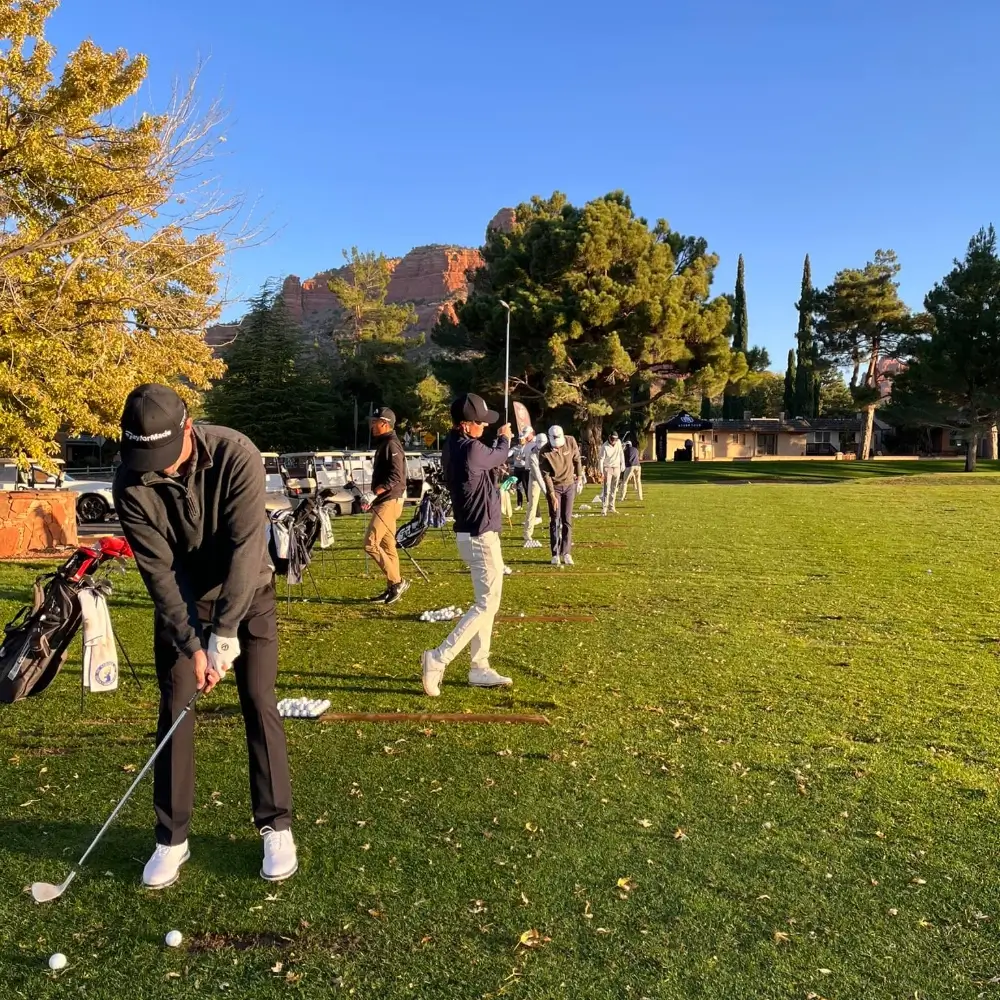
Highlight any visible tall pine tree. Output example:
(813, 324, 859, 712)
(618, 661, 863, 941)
(793, 254, 817, 417)
(723, 254, 749, 418)
(784, 350, 796, 415)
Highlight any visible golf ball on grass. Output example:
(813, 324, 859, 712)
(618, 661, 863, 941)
(48, 953, 67, 971)
(165, 930, 183, 948)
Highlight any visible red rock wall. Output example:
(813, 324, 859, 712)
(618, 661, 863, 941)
(0, 491, 78, 559)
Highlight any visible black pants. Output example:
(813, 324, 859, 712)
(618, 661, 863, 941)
(515, 468, 529, 506)
(153, 584, 292, 845)
(547, 484, 575, 557)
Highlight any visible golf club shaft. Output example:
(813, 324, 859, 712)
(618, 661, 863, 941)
(75, 687, 202, 870)
(504, 308, 510, 425)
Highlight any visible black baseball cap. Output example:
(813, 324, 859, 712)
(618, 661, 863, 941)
(119, 384, 188, 472)
(371, 407, 396, 427)
(450, 392, 499, 425)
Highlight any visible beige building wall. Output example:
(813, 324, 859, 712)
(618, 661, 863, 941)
(777, 432, 808, 457)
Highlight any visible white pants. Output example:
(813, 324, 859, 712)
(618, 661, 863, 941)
(620, 465, 642, 500)
(601, 468, 622, 511)
(523, 481, 542, 541)
(432, 531, 504, 671)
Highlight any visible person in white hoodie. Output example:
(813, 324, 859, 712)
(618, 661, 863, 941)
(598, 431, 625, 515)
(519, 430, 547, 548)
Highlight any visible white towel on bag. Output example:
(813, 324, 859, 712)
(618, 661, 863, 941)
(79, 588, 119, 692)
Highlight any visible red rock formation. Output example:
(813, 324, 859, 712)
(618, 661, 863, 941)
(386, 246, 482, 304)
(489, 208, 516, 233)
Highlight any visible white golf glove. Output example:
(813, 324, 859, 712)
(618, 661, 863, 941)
(207, 632, 241, 680)
(575, 477, 585, 496)
(359, 491, 377, 511)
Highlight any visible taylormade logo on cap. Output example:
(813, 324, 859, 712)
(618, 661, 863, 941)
(123, 427, 174, 443)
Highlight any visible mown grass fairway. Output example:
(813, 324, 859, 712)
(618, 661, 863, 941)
(2, 473, 1000, 998)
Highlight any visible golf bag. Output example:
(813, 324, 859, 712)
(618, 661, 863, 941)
(267, 491, 338, 584)
(395, 465, 450, 551)
(0, 536, 133, 704)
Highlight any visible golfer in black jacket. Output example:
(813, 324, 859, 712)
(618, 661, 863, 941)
(113, 384, 296, 890)
(360, 407, 409, 605)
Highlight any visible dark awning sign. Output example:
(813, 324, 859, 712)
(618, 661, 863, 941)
(662, 410, 712, 431)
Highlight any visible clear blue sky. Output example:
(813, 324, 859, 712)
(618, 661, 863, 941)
(47, 0, 1000, 367)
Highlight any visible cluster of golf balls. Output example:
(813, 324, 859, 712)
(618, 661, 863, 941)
(277, 697, 330, 718)
(419, 606, 463, 622)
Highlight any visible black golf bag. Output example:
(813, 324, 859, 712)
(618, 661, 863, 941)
(395, 465, 450, 551)
(267, 490, 338, 583)
(0, 536, 133, 704)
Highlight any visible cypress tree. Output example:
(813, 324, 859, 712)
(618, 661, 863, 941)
(733, 254, 749, 355)
(793, 254, 817, 417)
(784, 349, 796, 415)
(700, 394, 712, 420)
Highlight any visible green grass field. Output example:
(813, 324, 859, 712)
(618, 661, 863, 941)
(2, 475, 1000, 998)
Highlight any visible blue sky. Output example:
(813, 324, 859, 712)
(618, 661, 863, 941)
(47, 0, 1000, 367)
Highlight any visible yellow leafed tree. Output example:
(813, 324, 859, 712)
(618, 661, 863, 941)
(0, 0, 235, 460)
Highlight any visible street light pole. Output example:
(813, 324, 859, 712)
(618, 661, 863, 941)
(499, 299, 512, 425)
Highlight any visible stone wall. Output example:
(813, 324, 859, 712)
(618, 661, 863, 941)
(0, 491, 78, 559)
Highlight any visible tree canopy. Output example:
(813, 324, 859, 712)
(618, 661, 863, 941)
(433, 191, 739, 464)
(0, 0, 232, 460)
(889, 227, 1000, 471)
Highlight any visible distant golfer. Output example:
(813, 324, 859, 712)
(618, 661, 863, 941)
(113, 384, 296, 889)
(599, 431, 625, 515)
(519, 429, 547, 549)
(620, 438, 643, 501)
(421, 393, 514, 696)
(360, 407, 409, 605)
(538, 425, 584, 567)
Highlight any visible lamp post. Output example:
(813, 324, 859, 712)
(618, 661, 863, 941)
(498, 299, 512, 425)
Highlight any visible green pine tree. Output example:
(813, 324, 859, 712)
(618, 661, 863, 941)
(700, 394, 712, 420)
(793, 254, 817, 417)
(733, 254, 748, 355)
(204, 284, 333, 450)
(784, 349, 796, 415)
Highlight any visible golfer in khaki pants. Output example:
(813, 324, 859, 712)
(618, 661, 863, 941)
(360, 407, 409, 605)
(620, 439, 643, 500)
(422, 392, 515, 696)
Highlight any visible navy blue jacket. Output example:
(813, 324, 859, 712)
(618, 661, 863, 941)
(624, 442, 640, 468)
(441, 429, 511, 536)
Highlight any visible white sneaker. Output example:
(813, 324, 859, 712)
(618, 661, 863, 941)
(260, 827, 298, 881)
(563, 553, 574, 566)
(469, 666, 513, 688)
(142, 841, 190, 889)
(602, 510, 608, 516)
(533, 517, 542, 527)
(551, 555, 561, 566)
(422, 649, 446, 697)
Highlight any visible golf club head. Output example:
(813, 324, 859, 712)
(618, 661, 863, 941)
(31, 881, 63, 903)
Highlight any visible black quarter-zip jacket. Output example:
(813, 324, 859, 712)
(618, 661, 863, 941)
(112, 424, 272, 657)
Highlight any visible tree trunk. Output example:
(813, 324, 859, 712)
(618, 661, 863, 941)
(859, 404, 876, 459)
(985, 424, 998, 461)
(966, 432, 979, 472)
(582, 415, 603, 481)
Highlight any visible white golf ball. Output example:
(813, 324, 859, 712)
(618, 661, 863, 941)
(165, 930, 183, 948)
(48, 953, 67, 970)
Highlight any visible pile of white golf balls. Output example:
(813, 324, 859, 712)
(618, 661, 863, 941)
(277, 697, 331, 718)
(419, 606, 463, 622)
(48, 953, 67, 971)
(165, 930, 183, 948)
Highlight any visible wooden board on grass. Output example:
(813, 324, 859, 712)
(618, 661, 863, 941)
(495, 614, 596, 623)
(319, 711, 550, 726)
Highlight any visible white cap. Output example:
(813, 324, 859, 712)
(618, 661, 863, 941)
(548, 425, 566, 447)
(536, 432, 548, 448)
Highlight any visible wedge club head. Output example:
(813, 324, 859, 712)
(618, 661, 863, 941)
(31, 870, 75, 903)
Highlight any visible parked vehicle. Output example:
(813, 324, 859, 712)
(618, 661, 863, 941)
(0, 459, 116, 524)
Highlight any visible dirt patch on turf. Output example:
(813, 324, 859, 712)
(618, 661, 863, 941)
(187, 928, 364, 955)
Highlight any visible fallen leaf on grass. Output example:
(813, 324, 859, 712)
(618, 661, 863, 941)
(773, 931, 790, 944)
(520, 893, 530, 906)
(165, 972, 181, 980)
(818, 968, 832, 975)
(524, 822, 538, 834)
(516, 929, 550, 950)
(595, 927, 611, 935)
(121, 764, 136, 773)
(617, 878, 635, 891)
(271, 962, 283, 974)
(285, 972, 301, 983)
(636, 818, 652, 828)
(18, 800, 39, 808)
(888, 908, 898, 916)
(911, 877, 927, 885)
(673, 828, 688, 841)
(368, 909, 384, 920)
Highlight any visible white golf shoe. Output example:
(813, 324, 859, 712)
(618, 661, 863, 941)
(422, 649, 446, 697)
(469, 666, 513, 688)
(551, 555, 561, 567)
(563, 553, 575, 566)
(260, 827, 298, 881)
(142, 841, 190, 889)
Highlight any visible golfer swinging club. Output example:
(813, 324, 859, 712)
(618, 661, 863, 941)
(360, 406, 409, 605)
(113, 384, 296, 889)
(421, 393, 514, 696)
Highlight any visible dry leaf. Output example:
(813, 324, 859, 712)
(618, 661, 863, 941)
(818, 968, 832, 975)
(121, 764, 136, 773)
(582, 901, 593, 919)
(165, 972, 181, 979)
(888, 908, 898, 916)
(525, 822, 538, 834)
(516, 929, 549, 949)
(673, 827, 688, 841)
(419, 935, 433, 945)
(520, 893, 530, 906)
(911, 877, 927, 885)
(271, 962, 283, 974)
(368, 908, 384, 919)
(637, 818, 652, 828)
(617, 877, 635, 891)
(595, 927, 611, 934)
(285, 972, 302, 983)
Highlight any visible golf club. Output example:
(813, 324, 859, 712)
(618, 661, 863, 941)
(499, 299, 512, 425)
(31, 686, 203, 903)
(368, 500, 430, 583)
